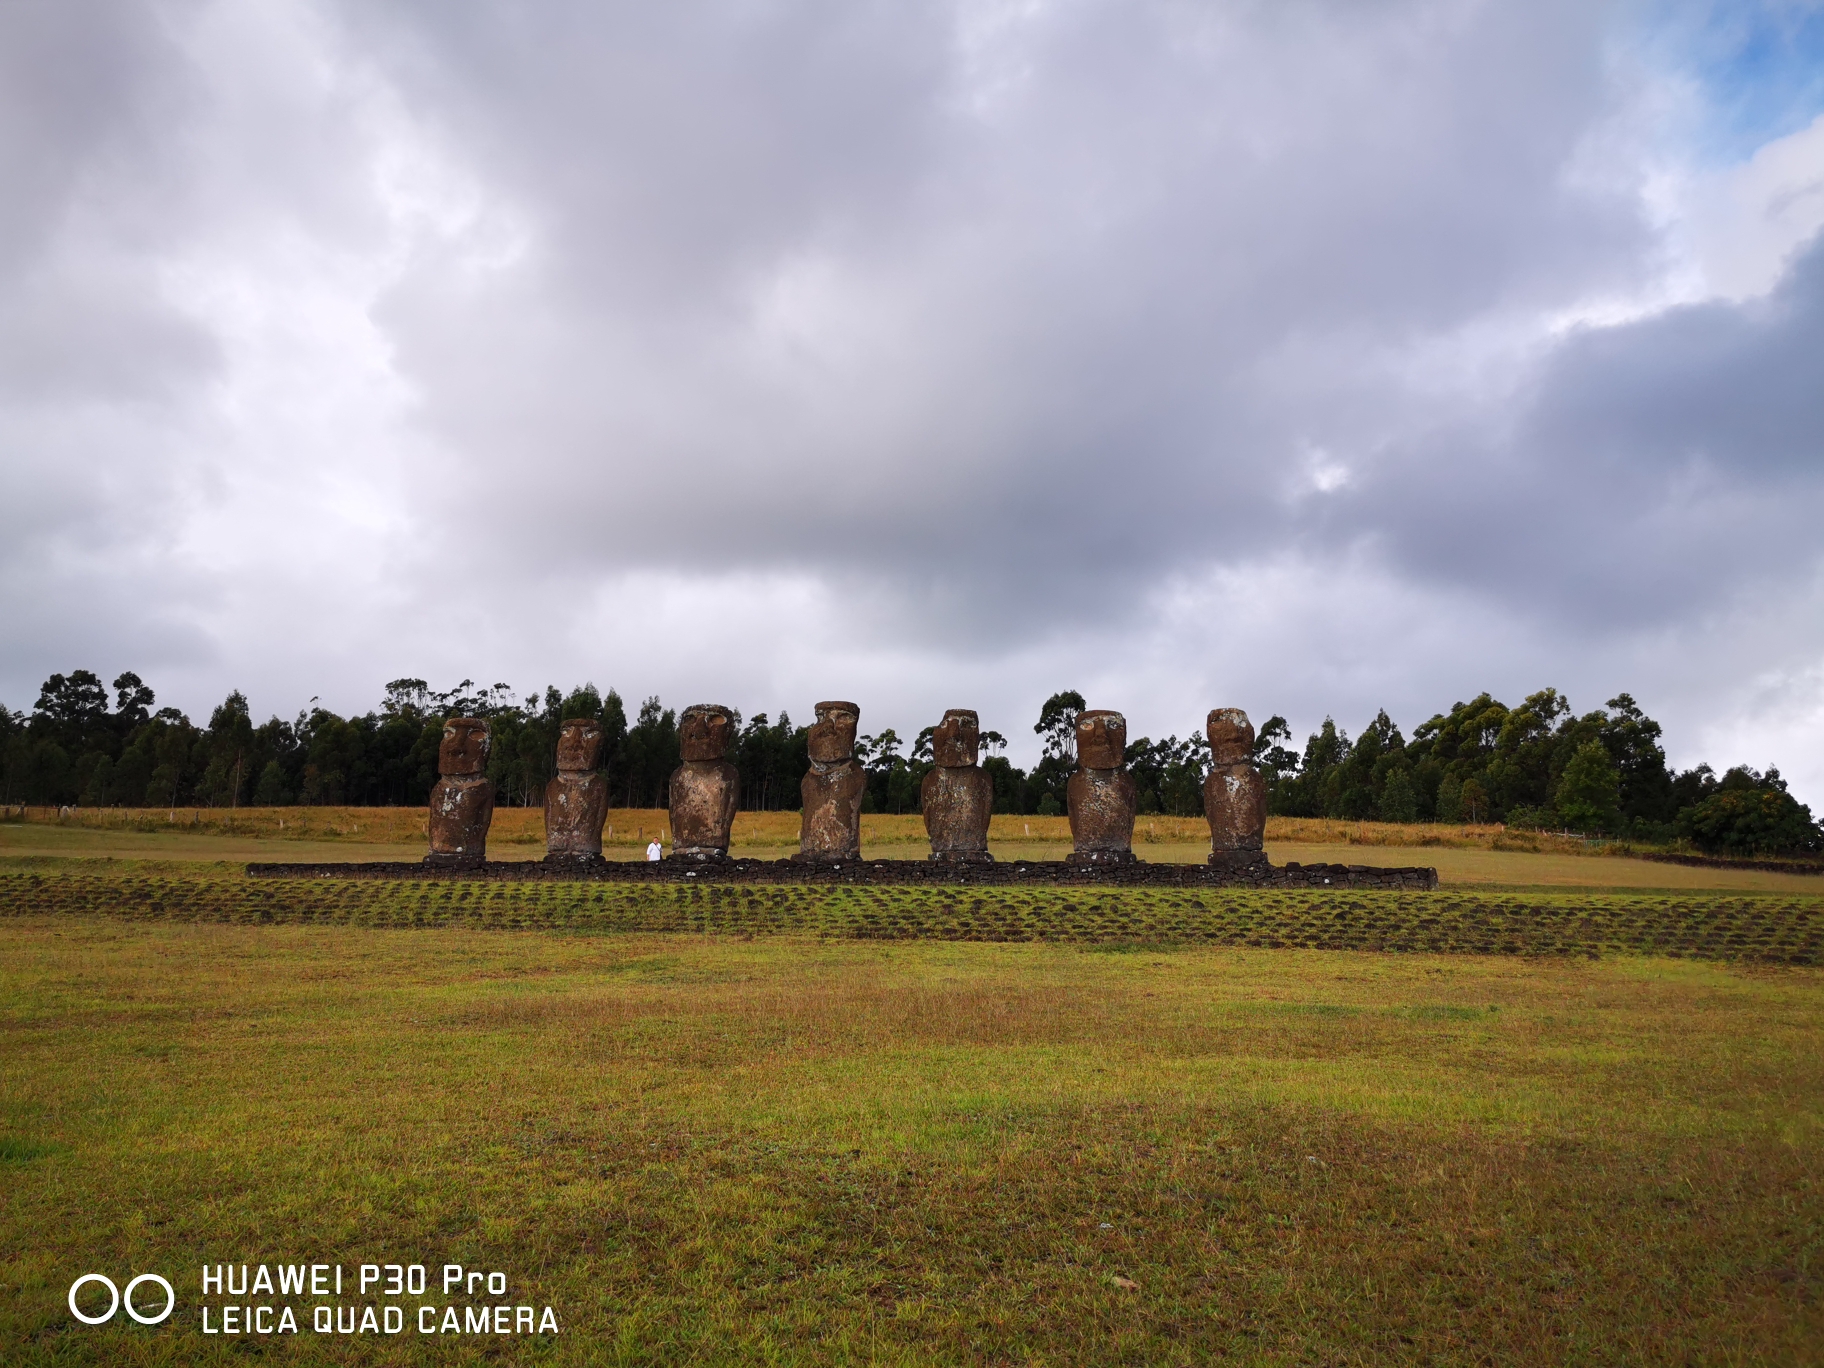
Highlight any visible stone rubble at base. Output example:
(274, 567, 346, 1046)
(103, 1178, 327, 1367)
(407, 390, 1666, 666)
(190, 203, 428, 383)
(249, 857, 1439, 890)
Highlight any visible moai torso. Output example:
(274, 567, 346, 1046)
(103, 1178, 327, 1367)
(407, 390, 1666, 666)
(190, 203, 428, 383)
(670, 705, 740, 861)
(427, 718, 494, 866)
(1204, 707, 1268, 870)
(796, 701, 864, 862)
(1066, 709, 1138, 865)
(545, 718, 608, 862)
(921, 709, 993, 862)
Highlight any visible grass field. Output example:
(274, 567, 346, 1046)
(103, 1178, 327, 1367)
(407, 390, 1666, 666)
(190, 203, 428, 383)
(3, 816, 1822, 1362)
(2, 916, 1820, 1364)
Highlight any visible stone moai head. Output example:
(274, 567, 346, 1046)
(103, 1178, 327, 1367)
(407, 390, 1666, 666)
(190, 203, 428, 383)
(1207, 708, 1254, 766)
(807, 701, 860, 764)
(555, 717, 603, 773)
(439, 718, 491, 777)
(1076, 710, 1127, 769)
(679, 704, 736, 761)
(932, 709, 980, 768)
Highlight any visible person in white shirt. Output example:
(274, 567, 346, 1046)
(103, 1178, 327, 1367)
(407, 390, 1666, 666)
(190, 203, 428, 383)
(646, 838, 663, 861)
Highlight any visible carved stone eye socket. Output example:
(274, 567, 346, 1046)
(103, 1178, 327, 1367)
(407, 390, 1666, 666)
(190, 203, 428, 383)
(556, 719, 604, 769)
(1074, 710, 1126, 766)
(1205, 707, 1255, 761)
(680, 706, 735, 761)
(438, 718, 491, 774)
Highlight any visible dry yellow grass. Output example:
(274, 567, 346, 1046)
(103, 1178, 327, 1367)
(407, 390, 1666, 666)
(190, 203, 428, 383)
(0, 806, 1591, 851)
(8, 806, 1822, 893)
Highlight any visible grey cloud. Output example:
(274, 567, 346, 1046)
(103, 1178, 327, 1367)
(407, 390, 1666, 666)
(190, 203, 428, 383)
(2, 0, 1821, 801)
(0, 2, 220, 403)
(1352, 231, 1824, 627)
(350, 0, 1654, 619)
(0, 1, 186, 257)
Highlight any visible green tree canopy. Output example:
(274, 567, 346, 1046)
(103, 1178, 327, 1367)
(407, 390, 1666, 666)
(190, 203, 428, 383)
(1556, 740, 1621, 833)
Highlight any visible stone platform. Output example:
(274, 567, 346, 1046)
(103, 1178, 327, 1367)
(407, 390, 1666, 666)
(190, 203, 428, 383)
(246, 857, 1438, 890)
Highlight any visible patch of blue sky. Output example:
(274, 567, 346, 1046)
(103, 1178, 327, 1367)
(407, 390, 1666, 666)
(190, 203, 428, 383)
(1641, 0, 1824, 160)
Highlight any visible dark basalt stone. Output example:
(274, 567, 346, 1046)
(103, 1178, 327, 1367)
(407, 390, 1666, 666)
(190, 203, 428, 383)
(545, 717, 608, 866)
(1204, 707, 1268, 868)
(1067, 709, 1137, 865)
(252, 856, 1440, 890)
(427, 717, 494, 865)
(796, 701, 864, 862)
(922, 708, 993, 863)
(670, 705, 740, 862)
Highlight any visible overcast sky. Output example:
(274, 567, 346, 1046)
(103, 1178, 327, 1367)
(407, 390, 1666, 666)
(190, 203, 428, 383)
(2, 0, 1822, 792)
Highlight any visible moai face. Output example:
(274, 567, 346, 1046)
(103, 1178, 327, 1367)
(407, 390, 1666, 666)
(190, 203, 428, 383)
(932, 709, 980, 768)
(679, 705, 735, 762)
(807, 701, 859, 764)
(1206, 708, 1254, 766)
(439, 718, 490, 777)
(1076, 710, 1127, 769)
(555, 718, 603, 773)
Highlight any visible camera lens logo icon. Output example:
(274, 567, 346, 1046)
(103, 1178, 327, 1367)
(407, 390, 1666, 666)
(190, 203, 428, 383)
(68, 1274, 175, 1325)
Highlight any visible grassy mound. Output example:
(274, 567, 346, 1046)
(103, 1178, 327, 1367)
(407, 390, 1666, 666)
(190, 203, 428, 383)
(3, 871, 1818, 963)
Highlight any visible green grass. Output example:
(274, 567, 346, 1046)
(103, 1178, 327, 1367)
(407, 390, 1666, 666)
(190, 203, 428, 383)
(1, 918, 1820, 1364)
(3, 860, 1823, 1364)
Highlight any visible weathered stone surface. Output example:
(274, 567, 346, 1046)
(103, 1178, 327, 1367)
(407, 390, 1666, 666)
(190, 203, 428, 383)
(923, 766, 994, 862)
(1076, 708, 1127, 770)
(670, 704, 740, 861)
(931, 708, 980, 768)
(1067, 709, 1137, 865)
(922, 708, 992, 863)
(680, 702, 736, 763)
(1205, 765, 1268, 852)
(1206, 707, 1253, 766)
(1204, 707, 1268, 869)
(557, 717, 604, 772)
(426, 718, 494, 866)
(545, 717, 607, 863)
(438, 716, 490, 776)
(806, 699, 859, 764)
(796, 701, 864, 862)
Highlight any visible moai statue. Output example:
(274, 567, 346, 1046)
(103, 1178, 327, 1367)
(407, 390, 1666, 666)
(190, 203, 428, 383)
(921, 708, 993, 864)
(544, 717, 608, 865)
(669, 704, 740, 862)
(1204, 707, 1269, 870)
(794, 700, 865, 863)
(1066, 709, 1137, 866)
(426, 717, 494, 867)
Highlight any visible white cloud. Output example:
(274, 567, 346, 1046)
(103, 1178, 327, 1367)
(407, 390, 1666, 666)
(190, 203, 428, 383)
(1675, 110, 1824, 298)
(3, 0, 1822, 809)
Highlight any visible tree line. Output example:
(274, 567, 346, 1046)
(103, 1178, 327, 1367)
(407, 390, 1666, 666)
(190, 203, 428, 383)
(1, 673, 1816, 855)
(1262, 690, 1818, 857)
